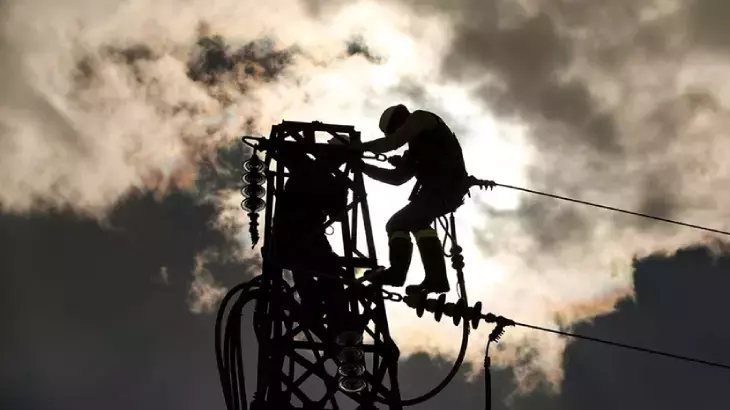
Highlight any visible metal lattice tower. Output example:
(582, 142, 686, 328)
(236, 121, 403, 410)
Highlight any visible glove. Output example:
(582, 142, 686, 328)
(468, 176, 496, 190)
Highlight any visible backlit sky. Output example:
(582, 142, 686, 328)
(3, 0, 730, 408)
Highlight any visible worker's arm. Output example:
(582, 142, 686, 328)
(361, 110, 438, 153)
(361, 162, 415, 186)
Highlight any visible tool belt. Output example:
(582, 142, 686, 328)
(408, 176, 470, 212)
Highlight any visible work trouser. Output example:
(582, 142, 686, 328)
(378, 195, 458, 289)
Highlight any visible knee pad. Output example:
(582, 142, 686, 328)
(388, 231, 411, 243)
(413, 227, 439, 242)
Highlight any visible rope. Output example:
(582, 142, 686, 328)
(438, 215, 454, 257)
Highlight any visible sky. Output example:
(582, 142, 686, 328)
(2, 0, 730, 409)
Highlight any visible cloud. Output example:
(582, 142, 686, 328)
(339, 0, 730, 392)
(690, 0, 730, 50)
(188, 252, 228, 314)
(0, 195, 236, 410)
(345, 34, 384, 64)
(5, 0, 730, 397)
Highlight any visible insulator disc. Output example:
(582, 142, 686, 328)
(243, 157, 265, 172)
(243, 171, 266, 185)
(242, 198, 266, 212)
(338, 377, 367, 393)
(471, 301, 483, 329)
(338, 363, 365, 377)
(242, 184, 265, 198)
(337, 346, 364, 362)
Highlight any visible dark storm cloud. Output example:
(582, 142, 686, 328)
(402, 245, 730, 410)
(103, 44, 156, 65)
(7, 0, 730, 404)
(517, 198, 590, 252)
(391, 78, 428, 103)
(69, 44, 160, 88)
(72, 44, 157, 88)
(690, 0, 730, 50)
(188, 35, 234, 84)
(187, 34, 297, 87)
(186, 31, 382, 92)
(0, 192, 255, 410)
(440, 11, 621, 154)
(5, 195, 728, 409)
(346, 35, 383, 64)
(196, 140, 255, 195)
(634, 173, 678, 230)
(72, 32, 299, 112)
(554, 247, 730, 409)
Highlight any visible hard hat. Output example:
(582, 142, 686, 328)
(379, 104, 409, 133)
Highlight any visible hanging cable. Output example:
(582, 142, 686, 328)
(483, 317, 512, 410)
(216, 277, 263, 410)
(438, 215, 454, 257)
(469, 177, 730, 237)
(370, 213, 472, 407)
(484, 347, 491, 410)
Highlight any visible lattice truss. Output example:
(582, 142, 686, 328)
(238, 121, 404, 410)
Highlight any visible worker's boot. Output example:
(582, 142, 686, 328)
(363, 233, 412, 287)
(406, 230, 450, 295)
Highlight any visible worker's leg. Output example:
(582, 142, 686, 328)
(405, 227, 450, 295)
(367, 201, 442, 286)
(364, 203, 418, 286)
(392, 197, 451, 295)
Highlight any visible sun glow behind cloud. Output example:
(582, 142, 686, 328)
(289, 4, 540, 372)
(8, 0, 730, 394)
(0, 0, 589, 389)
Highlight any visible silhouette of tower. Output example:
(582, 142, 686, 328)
(225, 120, 403, 410)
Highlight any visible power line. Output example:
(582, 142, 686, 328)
(470, 178, 730, 237)
(479, 318, 730, 410)
(400, 294, 730, 372)
(514, 321, 730, 371)
(484, 181, 730, 367)
(463, 178, 730, 369)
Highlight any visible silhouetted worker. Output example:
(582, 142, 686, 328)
(360, 104, 470, 295)
(273, 137, 355, 339)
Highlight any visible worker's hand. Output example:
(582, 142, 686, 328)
(469, 176, 496, 190)
(479, 180, 496, 190)
(387, 155, 404, 168)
